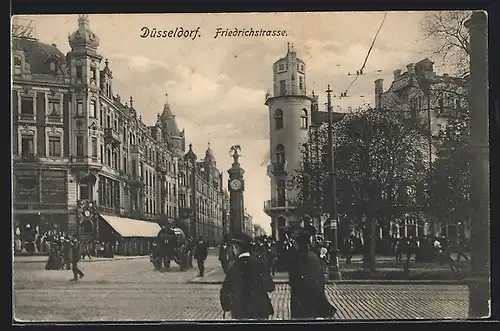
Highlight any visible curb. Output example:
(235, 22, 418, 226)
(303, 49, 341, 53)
(189, 279, 466, 285)
(13, 256, 148, 264)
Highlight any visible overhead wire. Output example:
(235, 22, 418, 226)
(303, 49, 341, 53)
(342, 11, 388, 96)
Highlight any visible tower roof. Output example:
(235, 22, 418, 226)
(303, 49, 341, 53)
(68, 14, 99, 49)
(204, 142, 216, 165)
(159, 94, 182, 137)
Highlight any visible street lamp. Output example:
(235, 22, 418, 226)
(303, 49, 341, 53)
(326, 85, 341, 280)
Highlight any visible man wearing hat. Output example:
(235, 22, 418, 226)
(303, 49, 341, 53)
(220, 233, 275, 319)
(287, 222, 337, 319)
(70, 239, 85, 281)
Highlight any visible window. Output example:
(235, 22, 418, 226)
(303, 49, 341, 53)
(48, 136, 61, 157)
(21, 135, 34, 156)
(300, 109, 308, 129)
(100, 145, 104, 163)
(278, 64, 284, 71)
(90, 67, 97, 80)
(276, 144, 285, 164)
(299, 76, 303, 90)
(21, 97, 34, 115)
(76, 65, 83, 80)
(107, 114, 111, 128)
(76, 100, 84, 116)
(123, 156, 127, 173)
(274, 109, 283, 130)
(48, 99, 61, 116)
(277, 180, 286, 206)
(90, 100, 97, 118)
(49, 62, 56, 72)
(91, 137, 98, 157)
(279, 80, 286, 96)
(76, 136, 84, 157)
(297, 64, 300, 70)
(301, 65, 304, 71)
(14, 56, 22, 66)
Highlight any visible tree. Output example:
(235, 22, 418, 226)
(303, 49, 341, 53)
(290, 107, 427, 272)
(421, 10, 472, 77)
(425, 95, 471, 241)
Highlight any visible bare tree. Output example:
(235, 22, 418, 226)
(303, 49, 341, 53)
(421, 11, 472, 77)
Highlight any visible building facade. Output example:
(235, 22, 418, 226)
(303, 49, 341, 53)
(374, 58, 469, 240)
(243, 211, 253, 237)
(264, 44, 344, 242)
(12, 15, 228, 247)
(178, 144, 230, 246)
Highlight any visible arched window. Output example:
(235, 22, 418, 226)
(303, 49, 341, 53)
(300, 109, 308, 129)
(277, 179, 286, 206)
(275, 109, 283, 130)
(275, 144, 285, 164)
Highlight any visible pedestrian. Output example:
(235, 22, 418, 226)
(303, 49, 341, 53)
(220, 233, 275, 320)
(218, 238, 229, 274)
(287, 224, 337, 320)
(70, 239, 85, 281)
(62, 239, 72, 270)
(194, 238, 208, 277)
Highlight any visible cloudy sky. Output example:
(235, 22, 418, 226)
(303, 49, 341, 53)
(16, 12, 448, 233)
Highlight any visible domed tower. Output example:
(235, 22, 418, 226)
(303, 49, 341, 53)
(264, 43, 313, 242)
(67, 14, 105, 200)
(203, 142, 216, 169)
(159, 94, 185, 158)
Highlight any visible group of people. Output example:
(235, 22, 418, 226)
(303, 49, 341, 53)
(45, 235, 85, 281)
(219, 222, 337, 320)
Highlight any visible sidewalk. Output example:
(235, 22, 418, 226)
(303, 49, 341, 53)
(190, 266, 467, 285)
(13, 255, 148, 264)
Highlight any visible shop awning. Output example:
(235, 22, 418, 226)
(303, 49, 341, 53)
(100, 215, 162, 238)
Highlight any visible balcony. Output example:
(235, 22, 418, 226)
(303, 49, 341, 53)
(18, 113, 36, 122)
(46, 113, 63, 124)
(20, 153, 39, 162)
(270, 162, 287, 176)
(263, 199, 299, 214)
(130, 144, 144, 156)
(128, 175, 144, 188)
(104, 128, 120, 147)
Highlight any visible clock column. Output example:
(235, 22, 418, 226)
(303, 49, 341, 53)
(227, 146, 245, 237)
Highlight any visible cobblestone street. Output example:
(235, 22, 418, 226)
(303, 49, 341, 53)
(14, 256, 469, 322)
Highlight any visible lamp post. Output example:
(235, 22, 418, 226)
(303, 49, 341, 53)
(326, 85, 341, 280)
(465, 11, 490, 318)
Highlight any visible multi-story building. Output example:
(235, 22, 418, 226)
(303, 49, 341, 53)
(374, 58, 469, 240)
(252, 224, 266, 238)
(243, 210, 253, 237)
(178, 144, 230, 246)
(12, 15, 227, 247)
(263, 44, 344, 242)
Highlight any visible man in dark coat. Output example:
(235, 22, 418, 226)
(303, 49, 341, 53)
(194, 239, 208, 277)
(70, 239, 85, 281)
(220, 233, 275, 320)
(287, 224, 337, 319)
(218, 238, 229, 274)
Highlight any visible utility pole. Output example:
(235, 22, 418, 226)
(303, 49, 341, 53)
(326, 85, 341, 280)
(465, 11, 490, 318)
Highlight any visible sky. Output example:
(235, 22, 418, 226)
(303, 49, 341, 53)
(14, 11, 447, 233)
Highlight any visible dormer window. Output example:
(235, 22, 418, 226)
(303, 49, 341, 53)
(90, 67, 97, 80)
(299, 76, 303, 90)
(301, 65, 304, 71)
(49, 62, 56, 72)
(14, 56, 22, 66)
(278, 64, 284, 71)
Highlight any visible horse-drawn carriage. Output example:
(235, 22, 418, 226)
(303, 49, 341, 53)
(150, 227, 193, 271)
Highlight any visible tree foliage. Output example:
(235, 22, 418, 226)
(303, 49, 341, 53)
(289, 107, 427, 270)
(420, 10, 472, 77)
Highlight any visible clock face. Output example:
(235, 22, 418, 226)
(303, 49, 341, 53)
(230, 179, 242, 191)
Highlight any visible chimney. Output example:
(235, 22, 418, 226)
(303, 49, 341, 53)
(393, 69, 402, 80)
(406, 63, 415, 74)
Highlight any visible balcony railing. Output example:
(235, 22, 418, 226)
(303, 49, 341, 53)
(98, 205, 120, 215)
(19, 113, 36, 121)
(271, 162, 287, 176)
(104, 128, 121, 147)
(263, 199, 299, 212)
(20, 153, 38, 162)
(46, 113, 63, 123)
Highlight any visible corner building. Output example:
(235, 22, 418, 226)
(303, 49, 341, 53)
(264, 44, 344, 242)
(11, 15, 229, 246)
